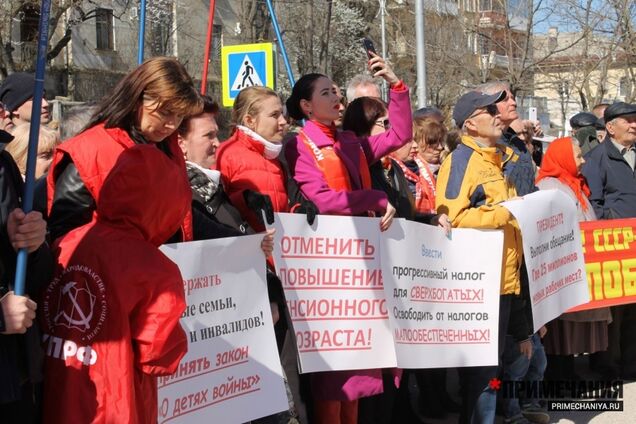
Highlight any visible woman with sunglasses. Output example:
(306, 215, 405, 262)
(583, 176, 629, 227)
(47, 57, 202, 242)
(285, 54, 412, 424)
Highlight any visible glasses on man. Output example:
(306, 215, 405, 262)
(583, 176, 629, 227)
(375, 118, 391, 130)
(468, 104, 499, 120)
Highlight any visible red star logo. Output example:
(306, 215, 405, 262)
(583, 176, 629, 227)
(489, 377, 502, 391)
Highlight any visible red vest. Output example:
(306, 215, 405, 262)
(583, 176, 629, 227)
(47, 123, 193, 241)
(299, 131, 372, 192)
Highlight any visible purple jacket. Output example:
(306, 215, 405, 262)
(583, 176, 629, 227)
(284, 86, 412, 401)
(285, 86, 413, 216)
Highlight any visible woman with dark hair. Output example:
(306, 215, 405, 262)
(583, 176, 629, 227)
(343, 97, 450, 229)
(46, 56, 203, 242)
(284, 54, 412, 424)
(342, 96, 451, 424)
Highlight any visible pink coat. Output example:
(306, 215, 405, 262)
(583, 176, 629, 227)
(285, 85, 412, 401)
(285, 86, 413, 217)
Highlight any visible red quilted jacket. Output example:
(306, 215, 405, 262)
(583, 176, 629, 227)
(216, 128, 289, 231)
(47, 123, 193, 241)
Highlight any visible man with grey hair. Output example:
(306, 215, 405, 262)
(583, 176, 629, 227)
(437, 90, 522, 424)
(476, 82, 550, 424)
(345, 74, 381, 102)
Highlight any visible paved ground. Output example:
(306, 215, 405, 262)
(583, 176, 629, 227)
(424, 356, 636, 424)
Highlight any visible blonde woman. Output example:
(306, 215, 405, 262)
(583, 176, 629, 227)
(5, 123, 60, 179)
(217, 85, 316, 231)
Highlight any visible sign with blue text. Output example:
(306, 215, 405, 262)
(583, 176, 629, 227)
(221, 43, 274, 107)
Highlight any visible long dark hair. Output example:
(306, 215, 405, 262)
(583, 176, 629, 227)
(87, 57, 202, 136)
(285, 73, 327, 121)
(342, 96, 387, 137)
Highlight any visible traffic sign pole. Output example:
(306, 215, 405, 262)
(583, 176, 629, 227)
(265, 0, 295, 86)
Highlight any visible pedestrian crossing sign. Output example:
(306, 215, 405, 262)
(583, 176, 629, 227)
(221, 42, 275, 107)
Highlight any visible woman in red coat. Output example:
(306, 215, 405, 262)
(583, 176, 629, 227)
(216, 86, 290, 232)
(47, 57, 202, 242)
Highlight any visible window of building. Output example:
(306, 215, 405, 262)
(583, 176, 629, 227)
(17, 5, 40, 42)
(96, 8, 114, 50)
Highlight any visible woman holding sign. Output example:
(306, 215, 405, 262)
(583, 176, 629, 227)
(536, 136, 611, 380)
(284, 54, 412, 424)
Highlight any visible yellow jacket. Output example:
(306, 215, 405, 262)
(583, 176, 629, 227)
(436, 135, 523, 295)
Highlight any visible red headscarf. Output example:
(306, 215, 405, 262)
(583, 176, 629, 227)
(536, 136, 590, 211)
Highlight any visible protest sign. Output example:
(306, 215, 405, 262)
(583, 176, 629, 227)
(502, 190, 589, 330)
(271, 213, 397, 373)
(568, 218, 636, 312)
(381, 219, 502, 368)
(158, 236, 288, 424)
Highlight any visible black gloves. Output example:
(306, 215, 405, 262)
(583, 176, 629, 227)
(243, 190, 274, 225)
(294, 198, 318, 225)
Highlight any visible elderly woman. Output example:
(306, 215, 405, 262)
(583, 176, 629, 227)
(536, 136, 611, 380)
(5, 123, 59, 179)
(47, 57, 202, 242)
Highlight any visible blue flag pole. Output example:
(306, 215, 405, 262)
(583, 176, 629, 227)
(13, 0, 52, 296)
(138, 0, 147, 64)
(264, 0, 295, 86)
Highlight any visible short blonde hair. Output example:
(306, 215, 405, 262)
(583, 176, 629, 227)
(5, 123, 60, 174)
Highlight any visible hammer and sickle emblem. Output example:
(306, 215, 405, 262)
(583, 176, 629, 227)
(54, 281, 95, 331)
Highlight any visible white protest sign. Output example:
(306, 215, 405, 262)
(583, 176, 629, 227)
(381, 219, 503, 368)
(502, 190, 589, 331)
(158, 236, 288, 424)
(271, 213, 397, 373)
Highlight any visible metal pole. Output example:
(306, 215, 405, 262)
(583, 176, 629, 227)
(265, 0, 295, 86)
(379, 0, 388, 100)
(138, 0, 147, 64)
(201, 0, 217, 94)
(13, 0, 51, 296)
(415, 0, 427, 107)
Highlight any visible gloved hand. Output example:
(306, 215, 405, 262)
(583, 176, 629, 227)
(243, 190, 274, 225)
(294, 198, 319, 225)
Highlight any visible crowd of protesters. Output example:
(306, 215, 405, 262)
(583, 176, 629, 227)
(0, 52, 635, 424)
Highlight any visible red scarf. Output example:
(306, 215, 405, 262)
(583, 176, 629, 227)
(312, 120, 337, 140)
(389, 154, 437, 213)
(536, 136, 590, 211)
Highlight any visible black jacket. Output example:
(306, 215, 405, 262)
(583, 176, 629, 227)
(0, 150, 53, 404)
(501, 128, 538, 197)
(582, 138, 636, 219)
(186, 164, 284, 307)
(370, 159, 436, 224)
(187, 163, 252, 240)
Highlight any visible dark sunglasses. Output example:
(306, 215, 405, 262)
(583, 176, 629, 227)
(468, 104, 499, 120)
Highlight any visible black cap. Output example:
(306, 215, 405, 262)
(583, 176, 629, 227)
(453, 90, 506, 128)
(595, 117, 605, 130)
(0, 73, 35, 112)
(570, 112, 597, 129)
(0, 129, 14, 144)
(604, 102, 636, 123)
(413, 106, 443, 120)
